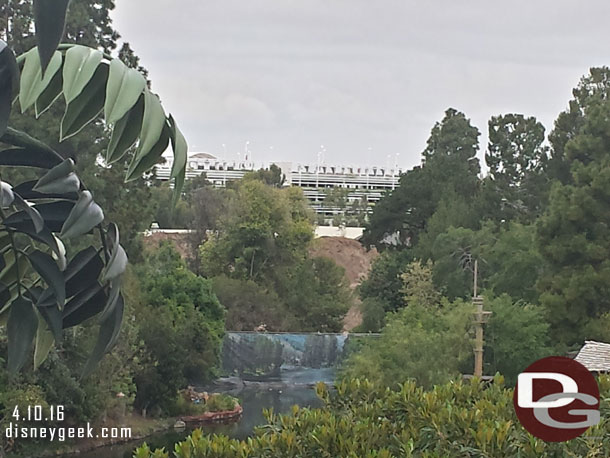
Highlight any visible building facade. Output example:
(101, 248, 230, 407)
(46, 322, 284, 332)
(156, 152, 403, 223)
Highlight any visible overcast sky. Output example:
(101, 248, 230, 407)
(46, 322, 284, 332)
(111, 1, 610, 170)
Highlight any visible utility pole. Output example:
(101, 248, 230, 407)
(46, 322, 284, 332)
(472, 260, 491, 377)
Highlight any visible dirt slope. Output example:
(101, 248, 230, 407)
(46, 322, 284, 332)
(143, 233, 378, 331)
(309, 237, 378, 330)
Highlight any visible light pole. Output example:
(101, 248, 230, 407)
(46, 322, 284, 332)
(244, 140, 251, 165)
(316, 144, 326, 188)
(392, 153, 400, 190)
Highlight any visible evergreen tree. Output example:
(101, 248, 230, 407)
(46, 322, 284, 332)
(422, 108, 481, 200)
(537, 95, 610, 348)
(485, 114, 549, 222)
(363, 108, 481, 248)
(548, 67, 610, 183)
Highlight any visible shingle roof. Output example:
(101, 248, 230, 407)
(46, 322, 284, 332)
(574, 340, 610, 372)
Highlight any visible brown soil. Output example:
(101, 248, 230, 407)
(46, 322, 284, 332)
(309, 237, 378, 331)
(142, 232, 194, 261)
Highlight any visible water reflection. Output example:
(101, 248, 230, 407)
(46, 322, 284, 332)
(68, 367, 332, 458)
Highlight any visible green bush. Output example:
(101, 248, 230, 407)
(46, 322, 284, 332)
(484, 294, 553, 385)
(134, 243, 225, 415)
(212, 275, 294, 331)
(340, 299, 473, 389)
(204, 394, 238, 413)
(135, 376, 610, 458)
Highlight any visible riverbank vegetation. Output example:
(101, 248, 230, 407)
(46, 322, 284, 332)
(136, 376, 610, 457)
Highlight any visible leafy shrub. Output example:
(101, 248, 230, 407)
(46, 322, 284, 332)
(204, 394, 238, 413)
(484, 294, 553, 385)
(341, 299, 473, 388)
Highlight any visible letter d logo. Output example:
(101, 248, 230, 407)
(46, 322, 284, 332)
(513, 356, 600, 442)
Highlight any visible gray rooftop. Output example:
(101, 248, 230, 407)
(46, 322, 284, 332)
(574, 341, 610, 372)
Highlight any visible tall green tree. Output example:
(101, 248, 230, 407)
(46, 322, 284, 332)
(200, 180, 313, 281)
(548, 67, 610, 183)
(359, 249, 413, 312)
(135, 243, 225, 413)
(362, 165, 434, 247)
(363, 108, 481, 248)
(485, 114, 549, 222)
(485, 294, 552, 385)
(537, 94, 610, 348)
(422, 108, 481, 199)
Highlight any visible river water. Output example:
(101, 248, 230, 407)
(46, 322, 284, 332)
(63, 332, 360, 457)
(69, 367, 335, 458)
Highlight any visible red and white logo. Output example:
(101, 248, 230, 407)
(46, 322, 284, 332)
(513, 356, 600, 442)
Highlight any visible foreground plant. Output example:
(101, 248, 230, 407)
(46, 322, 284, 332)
(0, 0, 187, 375)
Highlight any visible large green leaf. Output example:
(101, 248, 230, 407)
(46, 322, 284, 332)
(33, 0, 71, 75)
(126, 123, 170, 182)
(19, 49, 62, 113)
(60, 191, 104, 238)
(7, 296, 38, 373)
(5, 219, 65, 267)
(104, 58, 146, 124)
(60, 64, 108, 141)
(62, 282, 106, 328)
(168, 115, 188, 179)
(4, 201, 74, 233)
(99, 277, 121, 322)
(33, 318, 54, 370)
(172, 167, 186, 207)
(0, 42, 19, 137)
(82, 294, 123, 378)
(62, 45, 103, 104)
(13, 193, 44, 233)
(64, 247, 103, 297)
(168, 114, 188, 202)
(34, 158, 80, 194)
(34, 67, 63, 118)
(134, 91, 166, 162)
(28, 250, 65, 307)
(13, 180, 78, 201)
(0, 147, 63, 169)
(0, 283, 11, 313)
(106, 94, 144, 164)
(37, 302, 62, 341)
(102, 223, 127, 282)
(0, 252, 29, 287)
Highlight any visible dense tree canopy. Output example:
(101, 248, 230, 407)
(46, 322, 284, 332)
(134, 243, 225, 414)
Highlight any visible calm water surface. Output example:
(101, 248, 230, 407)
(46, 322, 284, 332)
(67, 367, 333, 458)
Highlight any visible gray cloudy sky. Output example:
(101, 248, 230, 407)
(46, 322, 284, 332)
(112, 1, 610, 170)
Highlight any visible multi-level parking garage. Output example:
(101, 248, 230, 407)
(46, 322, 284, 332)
(155, 153, 403, 221)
